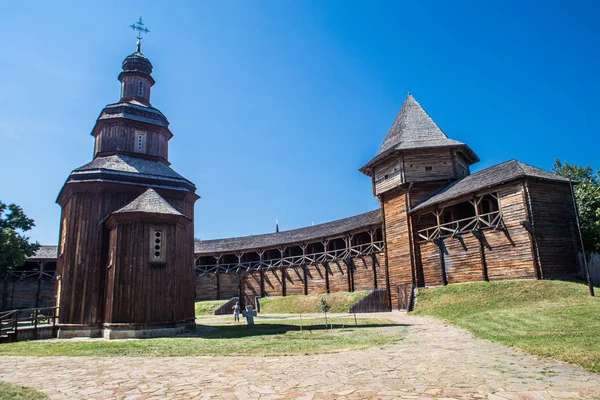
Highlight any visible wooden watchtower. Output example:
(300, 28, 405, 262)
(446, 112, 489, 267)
(360, 94, 479, 308)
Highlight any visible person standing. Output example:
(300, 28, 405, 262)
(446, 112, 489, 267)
(232, 301, 241, 322)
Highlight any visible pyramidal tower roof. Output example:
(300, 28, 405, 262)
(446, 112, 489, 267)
(378, 94, 452, 154)
(361, 94, 479, 174)
(113, 188, 184, 216)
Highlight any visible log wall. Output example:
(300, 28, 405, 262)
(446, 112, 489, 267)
(404, 149, 455, 183)
(528, 180, 579, 277)
(382, 189, 414, 308)
(485, 184, 536, 280)
(94, 123, 169, 161)
(443, 234, 483, 283)
(374, 155, 403, 195)
(413, 182, 538, 286)
(0, 278, 55, 310)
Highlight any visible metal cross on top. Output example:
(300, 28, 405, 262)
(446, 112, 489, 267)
(130, 17, 150, 52)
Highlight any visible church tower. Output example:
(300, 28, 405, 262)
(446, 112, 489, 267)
(360, 94, 478, 307)
(55, 31, 199, 338)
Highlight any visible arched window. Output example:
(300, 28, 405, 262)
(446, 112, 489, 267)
(137, 81, 144, 97)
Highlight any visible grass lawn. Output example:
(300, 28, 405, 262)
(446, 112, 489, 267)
(413, 280, 600, 373)
(0, 381, 48, 400)
(259, 291, 369, 314)
(0, 316, 403, 357)
(194, 299, 227, 315)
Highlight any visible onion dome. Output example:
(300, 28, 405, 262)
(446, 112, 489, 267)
(122, 50, 153, 75)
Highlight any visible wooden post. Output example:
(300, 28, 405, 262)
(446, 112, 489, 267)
(435, 237, 448, 286)
(279, 248, 286, 297)
(324, 262, 330, 293)
(214, 255, 221, 300)
(35, 261, 46, 309)
(215, 273, 220, 300)
(303, 264, 308, 295)
(434, 209, 448, 285)
(371, 253, 378, 289)
(258, 251, 265, 297)
(238, 272, 244, 308)
(569, 179, 595, 296)
(345, 236, 355, 292)
(301, 245, 308, 296)
(33, 308, 38, 340)
(345, 259, 355, 292)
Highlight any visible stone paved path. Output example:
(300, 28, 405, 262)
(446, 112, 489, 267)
(0, 312, 599, 399)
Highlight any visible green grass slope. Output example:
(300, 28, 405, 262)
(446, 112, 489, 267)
(194, 300, 227, 315)
(260, 291, 369, 314)
(413, 280, 600, 373)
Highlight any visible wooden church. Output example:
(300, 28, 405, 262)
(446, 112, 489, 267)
(53, 44, 199, 338)
(6, 43, 583, 331)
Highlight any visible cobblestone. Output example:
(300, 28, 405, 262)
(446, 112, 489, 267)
(0, 312, 599, 399)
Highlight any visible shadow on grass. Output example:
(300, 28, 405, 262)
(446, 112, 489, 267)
(181, 322, 408, 339)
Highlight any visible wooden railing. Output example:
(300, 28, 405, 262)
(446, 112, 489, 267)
(196, 239, 385, 275)
(417, 211, 504, 242)
(0, 306, 59, 343)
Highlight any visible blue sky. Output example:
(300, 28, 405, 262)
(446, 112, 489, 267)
(1, 1, 599, 245)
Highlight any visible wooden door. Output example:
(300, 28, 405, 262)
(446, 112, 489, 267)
(396, 283, 413, 311)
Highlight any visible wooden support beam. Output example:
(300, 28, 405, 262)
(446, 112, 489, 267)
(474, 231, 489, 281)
(324, 261, 330, 293)
(35, 261, 46, 309)
(434, 238, 448, 286)
(279, 248, 287, 296)
(238, 272, 244, 308)
(303, 264, 308, 295)
(258, 251, 265, 297)
(371, 253, 378, 289)
(345, 259, 355, 292)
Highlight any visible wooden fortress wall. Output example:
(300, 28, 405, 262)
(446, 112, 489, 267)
(195, 253, 387, 304)
(0, 277, 55, 310)
(414, 182, 542, 288)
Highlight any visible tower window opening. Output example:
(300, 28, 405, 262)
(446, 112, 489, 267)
(425, 166, 433, 172)
(150, 228, 165, 263)
(137, 81, 144, 97)
(135, 130, 146, 153)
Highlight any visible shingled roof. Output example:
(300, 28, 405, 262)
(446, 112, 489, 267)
(28, 245, 58, 260)
(195, 209, 382, 254)
(64, 154, 196, 193)
(97, 101, 169, 129)
(410, 159, 571, 213)
(113, 188, 184, 216)
(360, 94, 479, 173)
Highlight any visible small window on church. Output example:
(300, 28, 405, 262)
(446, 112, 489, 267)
(135, 130, 146, 153)
(137, 81, 144, 97)
(150, 228, 166, 263)
(425, 166, 433, 172)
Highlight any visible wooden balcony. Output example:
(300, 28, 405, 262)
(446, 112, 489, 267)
(417, 210, 504, 242)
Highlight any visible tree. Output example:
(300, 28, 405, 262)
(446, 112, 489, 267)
(319, 295, 331, 327)
(553, 159, 600, 253)
(0, 201, 40, 309)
